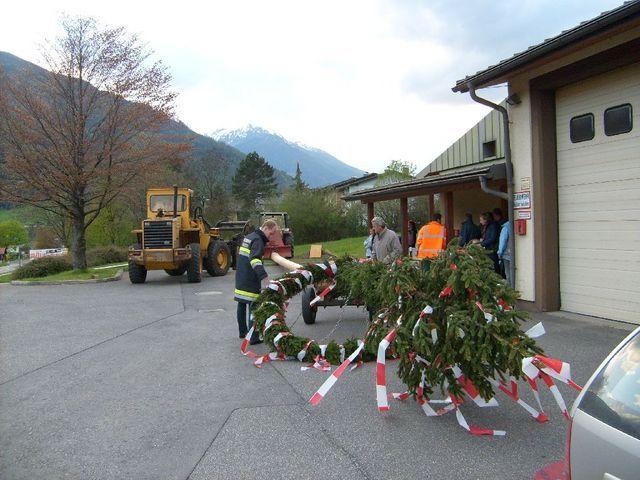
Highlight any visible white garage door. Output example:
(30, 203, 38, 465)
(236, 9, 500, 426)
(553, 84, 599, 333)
(556, 62, 640, 323)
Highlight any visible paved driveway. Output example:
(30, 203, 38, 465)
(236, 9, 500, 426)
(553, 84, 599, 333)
(0, 268, 634, 479)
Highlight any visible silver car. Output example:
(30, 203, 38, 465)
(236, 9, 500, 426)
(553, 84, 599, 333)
(568, 326, 640, 479)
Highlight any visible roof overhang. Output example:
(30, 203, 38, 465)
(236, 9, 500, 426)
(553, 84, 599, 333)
(452, 1, 640, 93)
(342, 163, 506, 203)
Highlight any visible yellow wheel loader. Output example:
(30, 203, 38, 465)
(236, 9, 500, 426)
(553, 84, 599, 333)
(128, 186, 232, 284)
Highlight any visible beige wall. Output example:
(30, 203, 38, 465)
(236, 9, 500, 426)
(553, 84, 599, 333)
(506, 88, 535, 301)
(451, 189, 503, 231)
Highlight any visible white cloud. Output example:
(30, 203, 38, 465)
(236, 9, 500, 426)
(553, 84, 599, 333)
(0, 0, 626, 173)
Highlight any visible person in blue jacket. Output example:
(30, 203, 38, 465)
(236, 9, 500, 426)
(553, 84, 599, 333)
(234, 219, 279, 344)
(479, 212, 500, 273)
(459, 212, 481, 247)
(498, 220, 512, 285)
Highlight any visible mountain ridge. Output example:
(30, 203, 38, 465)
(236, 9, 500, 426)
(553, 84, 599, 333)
(212, 125, 365, 188)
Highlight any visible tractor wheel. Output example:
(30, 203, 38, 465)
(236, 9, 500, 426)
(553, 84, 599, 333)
(301, 285, 317, 324)
(128, 244, 147, 284)
(186, 243, 202, 283)
(206, 240, 231, 277)
(165, 265, 187, 276)
(284, 234, 294, 257)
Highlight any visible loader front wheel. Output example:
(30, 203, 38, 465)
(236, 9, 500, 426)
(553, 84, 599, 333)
(206, 240, 231, 277)
(186, 243, 202, 283)
(128, 244, 147, 284)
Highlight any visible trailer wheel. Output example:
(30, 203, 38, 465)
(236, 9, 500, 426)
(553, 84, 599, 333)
(302, 286, 317, 324)
(186, 243, 202, 283)
(128, 244, 147, 284)
(206, 240, 231, 276)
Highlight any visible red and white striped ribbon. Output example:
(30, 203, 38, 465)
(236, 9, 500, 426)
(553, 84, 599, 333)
(451, 365, 498, 407)
(309, 340, 364, 406)
(539, 372, 570, 420)
(310, 282, 336, 306)
(268, 280, 287, 296)
(475, 301, 495, 323)
(455, 407, 506, 436)
(297, 340, 313, 362)
(315, 261, 338, 278)
(240, 326, 260, 359)
(525, 322, 546, 338)
(292, 269, 313, 283)
(263, 313, 284, 333)
(376, 327, 399, 412)
(488, 377, 547, 422)
(533, 355, 582, 391)
(254, 351, 287, 367)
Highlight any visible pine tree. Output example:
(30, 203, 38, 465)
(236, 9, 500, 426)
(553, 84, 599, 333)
(231, 151, 277, 214)
(292, 162, 308, 192)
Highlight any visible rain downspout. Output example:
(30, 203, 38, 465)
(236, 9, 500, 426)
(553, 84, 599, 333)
(467, 82, 516, 288)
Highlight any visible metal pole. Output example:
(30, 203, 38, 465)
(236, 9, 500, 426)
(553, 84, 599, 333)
(467, 83, 516, 288)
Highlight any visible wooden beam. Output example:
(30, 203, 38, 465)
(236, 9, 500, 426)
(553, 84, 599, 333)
(367, 202, 374, 225)
(353, 179, 506, 204)
(443, 191, 454, 245)
(400, 197, 409, 255)
(531, 88, 560, 311)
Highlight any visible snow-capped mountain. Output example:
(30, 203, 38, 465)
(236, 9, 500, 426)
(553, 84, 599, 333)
(211, 125, 364, 187)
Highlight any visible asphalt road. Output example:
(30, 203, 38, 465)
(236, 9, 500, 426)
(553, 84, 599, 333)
(0, 267, 634, 479)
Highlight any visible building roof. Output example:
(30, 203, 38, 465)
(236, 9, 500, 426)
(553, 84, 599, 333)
(325, 172, 378, 190)
(342, 163, 504, 203)
(452, 0, 640, 93)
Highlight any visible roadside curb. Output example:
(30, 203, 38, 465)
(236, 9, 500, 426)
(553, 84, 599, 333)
(10, 269, 124, 286)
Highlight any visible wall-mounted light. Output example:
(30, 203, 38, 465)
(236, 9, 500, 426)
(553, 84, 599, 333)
(506, 93, 521, 106)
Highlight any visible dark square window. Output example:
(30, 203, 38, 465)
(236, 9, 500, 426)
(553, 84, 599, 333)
(604, 103, 633, 136)
(482, 140, 496, 158)
(570, 113, 594, 143)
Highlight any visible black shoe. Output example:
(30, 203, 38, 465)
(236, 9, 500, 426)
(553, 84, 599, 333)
(249, 338, 263, 345)
(239, 332, 247, 339)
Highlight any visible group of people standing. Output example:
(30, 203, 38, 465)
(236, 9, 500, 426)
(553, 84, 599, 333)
(459, 208, 512, 285)
(365, 207, 512, 284)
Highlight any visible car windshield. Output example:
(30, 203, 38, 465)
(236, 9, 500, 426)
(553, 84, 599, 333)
(578, 332, 640, 440)
(149, 195, 187, 213)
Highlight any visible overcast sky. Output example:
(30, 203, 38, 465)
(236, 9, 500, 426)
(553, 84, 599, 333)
(1, 0, 624, 173)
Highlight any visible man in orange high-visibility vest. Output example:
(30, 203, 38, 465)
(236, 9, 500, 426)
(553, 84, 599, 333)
(416, 213, 447, 259)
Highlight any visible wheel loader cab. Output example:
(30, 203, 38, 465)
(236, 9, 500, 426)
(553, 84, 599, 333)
(127, 186, 232, 284)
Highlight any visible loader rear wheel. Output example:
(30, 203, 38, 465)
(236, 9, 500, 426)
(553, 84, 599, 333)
(186, 243, 202, 283)
(206, 240, 231, 277)
(165, 265, 186, 276)
(128, 244, 147, 284)
(302, 286, 317, 324)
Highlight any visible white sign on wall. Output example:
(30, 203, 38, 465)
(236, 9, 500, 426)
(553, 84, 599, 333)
(516, 210, 532, 220)
(520, 177, 531, 190)
(513, 191, 531, 210)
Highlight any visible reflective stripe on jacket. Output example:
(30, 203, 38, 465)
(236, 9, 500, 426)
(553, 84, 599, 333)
(416, 221, 446, 259)
(234, 229, 268, 303)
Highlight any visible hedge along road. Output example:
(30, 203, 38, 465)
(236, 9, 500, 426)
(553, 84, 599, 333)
(0, 267, 633, 479)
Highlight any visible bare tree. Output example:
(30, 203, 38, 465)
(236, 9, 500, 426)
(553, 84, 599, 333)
(0, 16, 185, 268)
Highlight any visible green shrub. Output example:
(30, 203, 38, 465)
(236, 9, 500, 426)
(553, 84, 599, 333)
(86, 246, 128, 267)
(12, 256, 73, 280)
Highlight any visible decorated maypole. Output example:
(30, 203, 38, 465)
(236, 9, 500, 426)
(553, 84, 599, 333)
(241, 243, 581, 435)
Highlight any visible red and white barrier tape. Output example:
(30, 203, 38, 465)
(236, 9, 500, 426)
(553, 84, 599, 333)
(310, 282, 336, 306)
(309, 340, 364, 406)
(451, 365, 498, 407)
(455, 407, 506, 436)
(475, 301, 495, 323)
(376, 324, 400, 412)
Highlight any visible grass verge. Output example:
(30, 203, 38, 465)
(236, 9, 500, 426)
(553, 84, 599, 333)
(294, 236, 366, 260)
(4, 263, 126, 283)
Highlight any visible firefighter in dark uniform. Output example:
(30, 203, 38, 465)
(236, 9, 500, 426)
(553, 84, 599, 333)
(234, 219, 279, 343)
